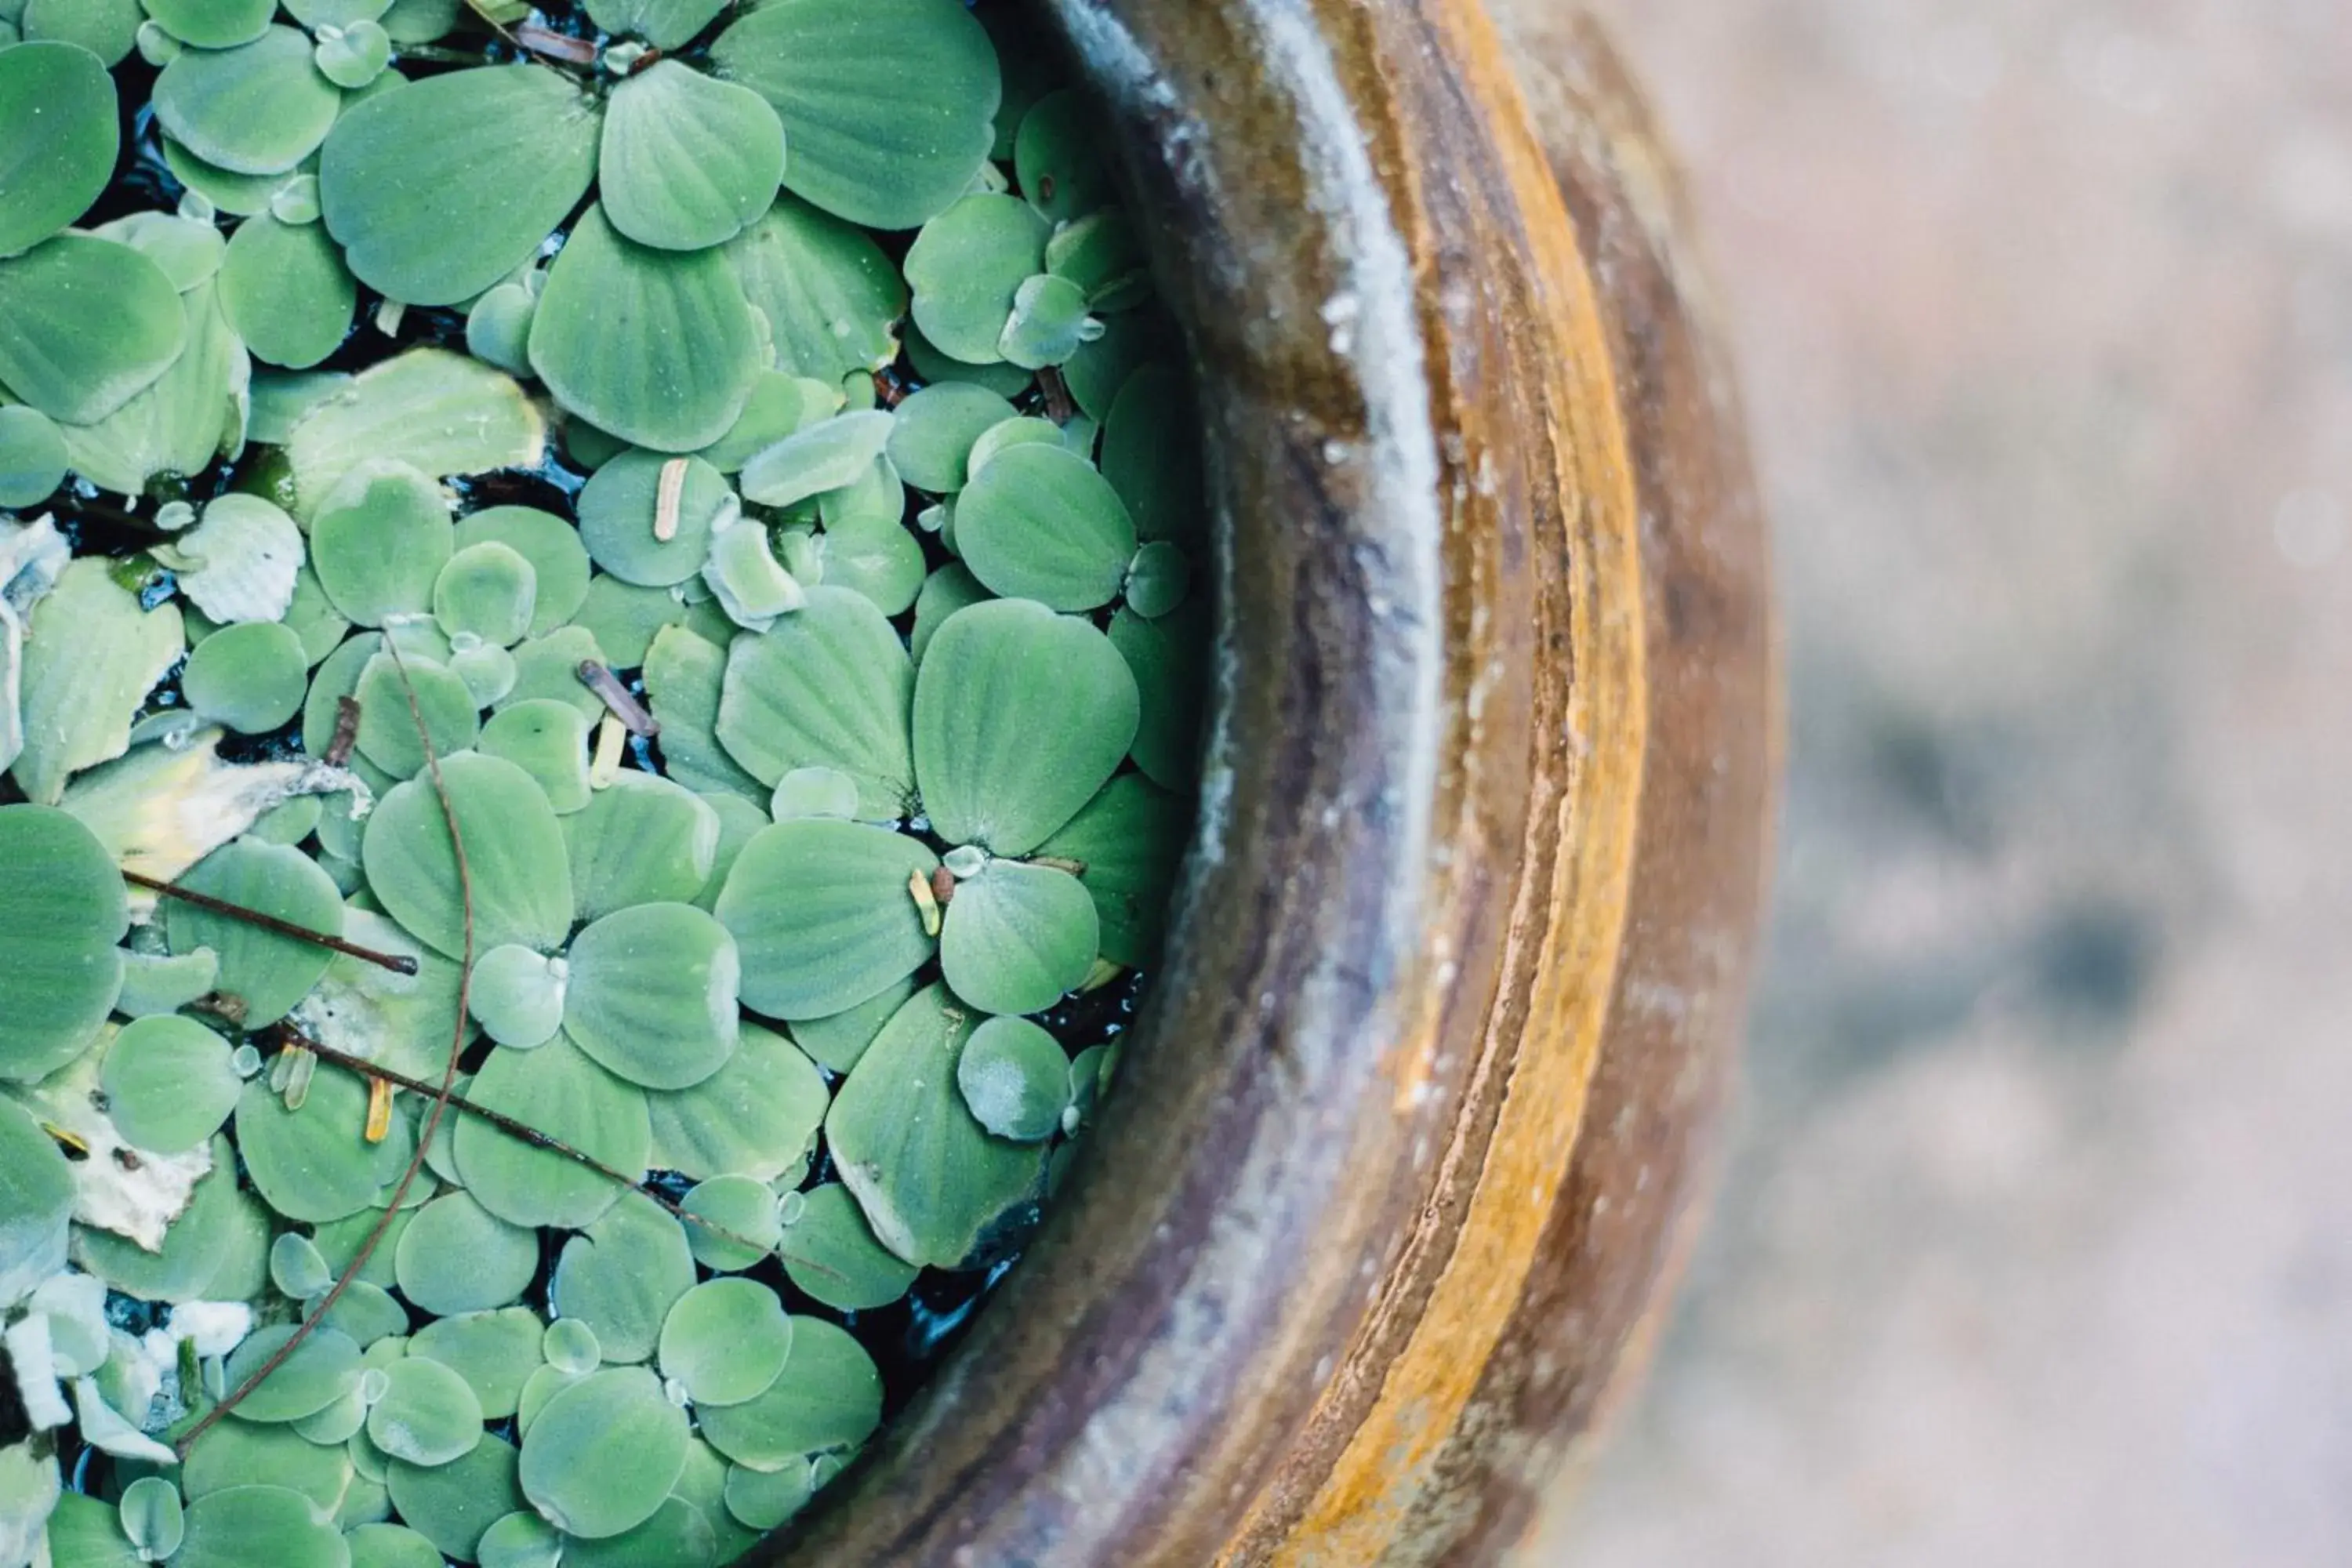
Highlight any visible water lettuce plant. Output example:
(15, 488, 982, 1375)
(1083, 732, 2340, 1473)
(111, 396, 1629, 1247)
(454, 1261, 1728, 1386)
(0, 2, 1208, 1563)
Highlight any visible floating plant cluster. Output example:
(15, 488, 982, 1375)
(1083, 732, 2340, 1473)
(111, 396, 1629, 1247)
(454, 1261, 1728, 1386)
(0, 1, 1207, 1563)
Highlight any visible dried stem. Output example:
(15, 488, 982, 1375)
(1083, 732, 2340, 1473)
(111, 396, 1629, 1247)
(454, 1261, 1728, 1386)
(577, 661, 659, 738)
(179, 643, 474, 1455)
(274, 1026, 779, 1259)
(123, 871, 418, 977)
(324, 696, 361, 768)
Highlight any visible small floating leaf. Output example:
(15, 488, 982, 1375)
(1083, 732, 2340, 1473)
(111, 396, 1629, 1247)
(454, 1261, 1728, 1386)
(0, 234, 187, 425)
(456, 506, 591, 635)
(913, 597, 1139, 855)
(643, 1021, 825, 1183)
(1014, 88, 1114, 226)
(583, 0, 727, 49)
(738, 408, 894, 510)
(997, 273, 1097, 370)
(364, 752, 573, 960)
(218, 212, 355, 369)
(386, 1433, 522, 1563)
(286, 349, 546, 520)
(678, 1173, 781, 1272)
(175, 494, 305, 625)
(0, 405, 68, 508)
(886, 383, 1017, 495)
(0, 805, 125, 1081)
(641, 626, 765, 802)
(56, 274, 245, 497)
(787, 975, 915, 1076)
(500, 625, 608, 724)
(114, 945, 223, 1018)
(938, 856, 1098, 1018)
(1036, 773, 1189, 967)
(780, 1181, 920, 1310)
(0, 40, 119, 259)
(528, 204, 764, 454)
(175, 1483, 350, 1568)
(476, 1511, 564, 1568)
(165, 838, 343, 1025)
(716, 585, 913, 815)
(434, 541, 537, 648)
(695, 1316, 880, 1469)
(714, 818, 938, 1020)
(118, 1475, 186, 1561)
(100, 1014, 240, 1155)
(221, 1323, 364, 1422)
(153, 27, 343, 178)
(478, 699, 593, 815)
(321, 65, 601, 307)
(564, 774, 720, 921)
(468, 942, 566, 1049)
(313, 18, 391, 89)
(826, 984, 1045, 1268)
(601, 60, 784, 253)
(711, 0, 999, 230)
(578, 449, 732, 587)
(141, 0, 277, 49)
(659, 1278, 790, 1406)
(1111, 600, 1210, 789)
(564, 902, 739, 1091)
(234, 1064, 383, 1221)
(1100, 362, 1207, 543)
(366, 1354, 485, 1468)
(955, 1014, 1072, 1140)
(184, 1424, 354, 1507)
(456, 1036, 649, 1229)
(408, 1306, 543, 1422)
(954, 443, 1136, 611)
(309, 459, 454, 627)
(910, 561, 989, 663)
(1125, 539, 1192, 619)
(183, 621, 308, 735)
(352, 651, 479, 779)
(902, 194, 1049, 365)
(727, 198, 906, 381)
(518, 1366, 690, 1541)
(396, 1191, 539, 1317)
(550, 1192, 695, 1366)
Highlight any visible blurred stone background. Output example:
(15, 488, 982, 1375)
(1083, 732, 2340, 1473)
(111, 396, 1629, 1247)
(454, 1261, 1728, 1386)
(1526, 2, 2352, 1564)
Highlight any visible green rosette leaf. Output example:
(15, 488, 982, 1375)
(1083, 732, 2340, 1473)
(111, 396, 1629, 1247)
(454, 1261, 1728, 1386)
(823, 984, 1044, 1269)
(938, 856, 1098, 1018)
(528, 203, 764, 454)
(600, 60, 784, 253)
(711, 0, 999, 231)
(0, 235, 187, 425)
(716, 585, 914, 818)
(321, 65, 601, 306)
(0, 41, 119, 259)
(563, 902, 741, 1091)
(713, 818, 937, 1021)
(913, 598, 1139, 855)
(362, 751, 574, 960)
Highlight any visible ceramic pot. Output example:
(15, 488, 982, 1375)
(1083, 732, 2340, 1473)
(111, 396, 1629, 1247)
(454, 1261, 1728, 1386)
(764, 2, 1775, 1562)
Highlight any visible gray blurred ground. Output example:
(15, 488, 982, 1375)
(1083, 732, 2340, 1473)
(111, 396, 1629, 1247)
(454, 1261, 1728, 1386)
(1530, 2, 2352, 1564)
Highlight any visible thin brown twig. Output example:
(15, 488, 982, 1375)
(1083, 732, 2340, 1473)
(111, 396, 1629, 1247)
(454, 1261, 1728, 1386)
(324, 696, 361, 768)
(274, 1026, 782, 1261)
(577, 661, 659, 738)
(124, 871, 418, 977)
(180, 643, 474, 1455)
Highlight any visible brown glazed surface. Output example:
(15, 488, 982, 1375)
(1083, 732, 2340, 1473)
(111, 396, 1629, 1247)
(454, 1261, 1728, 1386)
(763, 3, 1774, 1563)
